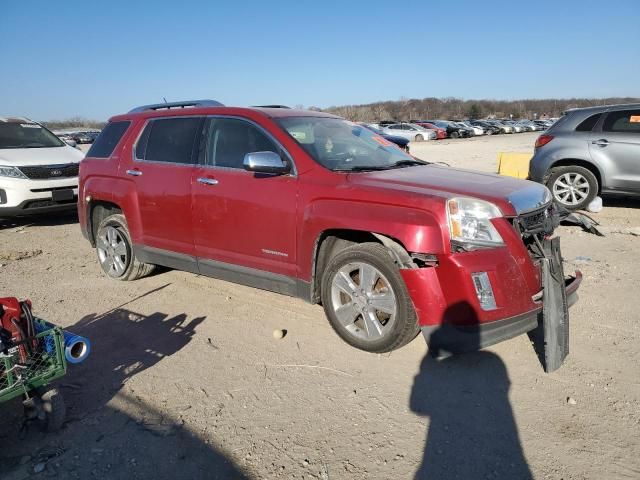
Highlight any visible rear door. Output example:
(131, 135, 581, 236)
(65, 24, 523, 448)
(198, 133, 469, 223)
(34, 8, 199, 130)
(191, 116, 298, 288)
(589, 109, 640, 192)
(125, 116, 203, 257)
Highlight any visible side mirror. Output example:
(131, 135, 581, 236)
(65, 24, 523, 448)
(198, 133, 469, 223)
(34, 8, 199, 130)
(64, 139, 77, 148)
(243, 151, 290, 175)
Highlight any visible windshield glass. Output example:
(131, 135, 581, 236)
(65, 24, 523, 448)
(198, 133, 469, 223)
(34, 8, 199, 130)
(0, 122, 64, 149)
(277, 117, 416, 171)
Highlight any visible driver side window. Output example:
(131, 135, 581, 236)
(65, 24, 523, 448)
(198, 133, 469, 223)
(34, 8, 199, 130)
(206, 118, 279, 169)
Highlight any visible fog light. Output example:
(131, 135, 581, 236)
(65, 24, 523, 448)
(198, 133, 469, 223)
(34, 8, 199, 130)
(472, 272, 497, 311)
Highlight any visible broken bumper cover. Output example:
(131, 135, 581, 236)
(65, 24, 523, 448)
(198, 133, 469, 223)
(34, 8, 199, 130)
(421, 272, 582, 354)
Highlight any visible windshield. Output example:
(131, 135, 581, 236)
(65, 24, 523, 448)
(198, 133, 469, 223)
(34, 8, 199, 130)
(278, 117, 418, 172)
(0, 122, 64, 149)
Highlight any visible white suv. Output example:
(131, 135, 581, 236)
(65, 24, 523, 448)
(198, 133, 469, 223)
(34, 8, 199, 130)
(0, 117, 84, 217)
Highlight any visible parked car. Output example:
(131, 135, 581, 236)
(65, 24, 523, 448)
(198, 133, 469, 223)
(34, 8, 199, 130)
(0, 117, 84, 217)
(456, 121, 484, 136)
(421, 120, 471, 138)
(533, 120, 553, 130)
(516, 120, 539, 132)
(381, 123, 437, 142)
(79, 100, 581, 354)
(501, 120, 525, 133)
(529, 103, 640, 210)
(484, 120, 513, 134)
(469, 120, 501, 135)
(412, 122, 447, 139)
(359, 123, 410, 152)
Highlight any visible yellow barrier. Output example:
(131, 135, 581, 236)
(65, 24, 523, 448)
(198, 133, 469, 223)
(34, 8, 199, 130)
(497, 152, 532, 179)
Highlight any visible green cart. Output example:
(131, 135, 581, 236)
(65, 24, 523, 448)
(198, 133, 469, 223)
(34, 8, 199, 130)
(0, 321, 68, 431)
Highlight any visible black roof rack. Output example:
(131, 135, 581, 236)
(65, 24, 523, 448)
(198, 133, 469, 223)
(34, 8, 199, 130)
(128, 99, 224, 113)
(252, 105, 291, 109)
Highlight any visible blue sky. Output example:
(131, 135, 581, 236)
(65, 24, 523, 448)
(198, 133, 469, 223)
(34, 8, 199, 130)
(1, 0, 638, 121)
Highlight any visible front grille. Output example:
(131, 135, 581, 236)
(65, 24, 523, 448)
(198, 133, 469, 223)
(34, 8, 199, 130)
(18, 164, 79, 180)
(513, 204, 556, 236)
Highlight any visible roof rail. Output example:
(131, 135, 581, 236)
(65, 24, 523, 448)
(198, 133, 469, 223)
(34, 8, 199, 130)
(128, 99, 224, 113)
(252, 104, 291, 109)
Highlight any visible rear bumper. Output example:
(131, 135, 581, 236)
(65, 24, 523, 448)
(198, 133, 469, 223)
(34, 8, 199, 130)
(420, 274, 581, 353)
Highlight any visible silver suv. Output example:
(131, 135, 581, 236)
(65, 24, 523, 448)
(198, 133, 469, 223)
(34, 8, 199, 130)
(529, 104, 640, 210)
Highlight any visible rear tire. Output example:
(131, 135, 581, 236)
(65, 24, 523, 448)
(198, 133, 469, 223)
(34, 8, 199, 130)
(546, 166, 598, 211)
(95, 214, 155, 281)
(321, 243, 419, 353)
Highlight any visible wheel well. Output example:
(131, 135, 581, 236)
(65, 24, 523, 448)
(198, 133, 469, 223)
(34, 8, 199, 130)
(548, 159, 602, 193)
(89, 201, 122, 245)
(310, 230, 411, 304)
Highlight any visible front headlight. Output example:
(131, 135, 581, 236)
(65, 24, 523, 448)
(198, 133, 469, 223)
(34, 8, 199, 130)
(447, 197, 504, 248)
(0, 166, 27, 179)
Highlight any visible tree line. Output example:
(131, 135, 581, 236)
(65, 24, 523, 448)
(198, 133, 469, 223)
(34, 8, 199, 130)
(323, 97, 640, 122)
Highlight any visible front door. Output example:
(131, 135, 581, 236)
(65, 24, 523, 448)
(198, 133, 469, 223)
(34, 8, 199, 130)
(192, 117, 298, 292)
(589, 108, 640, 193)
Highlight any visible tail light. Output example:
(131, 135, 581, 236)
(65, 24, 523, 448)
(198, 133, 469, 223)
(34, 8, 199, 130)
(535, 134, 554, 148)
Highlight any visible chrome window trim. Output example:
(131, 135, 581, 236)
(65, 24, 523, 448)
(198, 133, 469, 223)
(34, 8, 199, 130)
(132, 115, 205, 166)
(200, 115, 297, 177)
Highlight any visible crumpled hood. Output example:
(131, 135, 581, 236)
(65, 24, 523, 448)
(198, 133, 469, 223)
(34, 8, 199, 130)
(0, 146, 84, 166)
(348, 164, 551, 216)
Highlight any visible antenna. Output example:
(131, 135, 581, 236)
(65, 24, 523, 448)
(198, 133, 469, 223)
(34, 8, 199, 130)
(163, 97, 168, 104)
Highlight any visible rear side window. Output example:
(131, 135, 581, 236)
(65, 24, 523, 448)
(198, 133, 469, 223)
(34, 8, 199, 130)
(603, 110, 640, 133)
(137, 117, 203, 164)
(87, 121, 130, 158)
(575, 113, 602, 132)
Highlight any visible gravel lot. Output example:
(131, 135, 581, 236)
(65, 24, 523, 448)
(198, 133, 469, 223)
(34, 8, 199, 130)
(1, 133, 639, 480)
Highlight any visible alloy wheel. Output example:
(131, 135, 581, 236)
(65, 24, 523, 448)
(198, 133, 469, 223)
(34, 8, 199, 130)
(96, 226, 129, 277)
(330, 262, 397, 342)
(553, 172, 590, 206)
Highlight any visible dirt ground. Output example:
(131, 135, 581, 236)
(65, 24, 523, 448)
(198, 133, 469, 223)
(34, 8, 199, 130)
(1, 133, 639, 479)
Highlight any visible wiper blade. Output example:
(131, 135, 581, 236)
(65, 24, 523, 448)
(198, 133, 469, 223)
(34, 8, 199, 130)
(390, 159, 429, 168)
(333, 165, 392, 172)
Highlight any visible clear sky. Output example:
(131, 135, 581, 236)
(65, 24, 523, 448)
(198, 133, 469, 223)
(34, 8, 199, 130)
(1, 0, 638, 121)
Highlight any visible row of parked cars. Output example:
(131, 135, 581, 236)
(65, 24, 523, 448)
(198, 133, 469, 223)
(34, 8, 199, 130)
(364, 118, 556, 143)
(54, 130, 100, 145)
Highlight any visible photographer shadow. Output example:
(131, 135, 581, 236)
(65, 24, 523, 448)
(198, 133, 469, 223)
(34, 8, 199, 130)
(410, 302, 533, 480)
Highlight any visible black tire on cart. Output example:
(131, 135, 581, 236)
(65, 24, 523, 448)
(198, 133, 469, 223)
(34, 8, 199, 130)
(28, 387, 66, 432)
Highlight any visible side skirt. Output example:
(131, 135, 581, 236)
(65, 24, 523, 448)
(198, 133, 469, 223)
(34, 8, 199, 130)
(133, 244, 311, 300)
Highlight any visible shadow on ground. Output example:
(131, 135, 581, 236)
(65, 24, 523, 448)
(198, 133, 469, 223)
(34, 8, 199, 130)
(0, 285, 248, 479)
(411, 303, 533, 479)
(0, 211, 79, 230)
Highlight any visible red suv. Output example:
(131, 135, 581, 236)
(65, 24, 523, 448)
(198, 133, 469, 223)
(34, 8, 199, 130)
(79, 100, 581, 354)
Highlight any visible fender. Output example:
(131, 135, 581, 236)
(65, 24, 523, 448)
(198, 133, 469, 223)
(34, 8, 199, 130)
(298, 198, 446, 280)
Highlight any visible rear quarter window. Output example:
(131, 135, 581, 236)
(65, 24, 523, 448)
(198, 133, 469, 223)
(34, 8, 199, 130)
(87, 121, 131, 158)
(575, 113, 602, 132)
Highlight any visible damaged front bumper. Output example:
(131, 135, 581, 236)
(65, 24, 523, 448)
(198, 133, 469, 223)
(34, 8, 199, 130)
(419, 271, 581, 355)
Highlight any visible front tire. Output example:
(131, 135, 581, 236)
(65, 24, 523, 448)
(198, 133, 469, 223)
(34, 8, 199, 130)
(95, 214, 155, 280)
(546, 166, 598, 211)
(414, 134, 424, 142)
(321, 243, 419, 353)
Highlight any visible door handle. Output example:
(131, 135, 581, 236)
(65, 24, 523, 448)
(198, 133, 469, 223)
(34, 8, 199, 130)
(126, 169, 143, 176)
(197, 177, 219, 186)
(591, 139, 609, 147)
